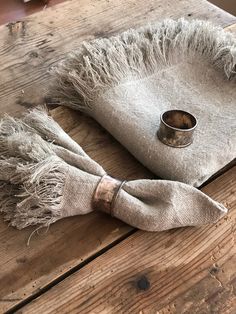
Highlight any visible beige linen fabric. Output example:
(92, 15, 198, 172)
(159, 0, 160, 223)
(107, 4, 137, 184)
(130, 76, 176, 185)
(0, 108, 227, 231)
(51, 19, 236, 187)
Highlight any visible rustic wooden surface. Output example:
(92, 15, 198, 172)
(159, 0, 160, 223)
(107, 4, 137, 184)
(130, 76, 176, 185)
(18, 167, 236, 314)
(0, 0, 235, 313)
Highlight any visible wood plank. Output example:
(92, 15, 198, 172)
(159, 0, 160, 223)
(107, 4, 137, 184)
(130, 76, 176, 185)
(0, 0, 236, 116)
(18, 166, 236, 314)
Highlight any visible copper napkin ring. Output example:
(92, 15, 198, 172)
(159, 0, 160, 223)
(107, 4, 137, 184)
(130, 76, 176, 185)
(157, 109, 197, 147)
(92, 175, 126, 215)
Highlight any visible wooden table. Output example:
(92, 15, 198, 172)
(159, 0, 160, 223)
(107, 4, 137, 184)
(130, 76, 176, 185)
(0, 1, 235, 313)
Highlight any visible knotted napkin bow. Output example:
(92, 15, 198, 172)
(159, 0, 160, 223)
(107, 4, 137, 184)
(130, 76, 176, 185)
(0, 108, 226, 231)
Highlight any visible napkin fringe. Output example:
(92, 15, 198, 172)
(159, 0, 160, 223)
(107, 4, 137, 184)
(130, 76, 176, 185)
(51, 18, 236, 111)
(0, 113, 67, 229)
(23, 107, 89, 156)
(0, 157, 65, 229)
(0, 114, 55, 162)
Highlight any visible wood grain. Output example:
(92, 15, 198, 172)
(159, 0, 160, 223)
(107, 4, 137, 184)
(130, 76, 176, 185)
(19, 167, 236, 314)
(0, 0, 236, 116)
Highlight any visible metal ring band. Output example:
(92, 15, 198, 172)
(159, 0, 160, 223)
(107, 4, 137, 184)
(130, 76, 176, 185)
(110, 179, 126, 216)
(92, 175, 126, 216)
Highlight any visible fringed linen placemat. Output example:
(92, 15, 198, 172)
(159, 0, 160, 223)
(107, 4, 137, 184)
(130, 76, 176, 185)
(51, 19, 236, 187)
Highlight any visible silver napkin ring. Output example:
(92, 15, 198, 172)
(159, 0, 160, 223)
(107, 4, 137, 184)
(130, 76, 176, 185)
(157, 109, 197, 148)
(92, 175, 126, 216)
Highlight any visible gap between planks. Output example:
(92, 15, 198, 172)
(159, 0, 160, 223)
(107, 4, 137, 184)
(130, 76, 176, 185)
(5, 229, 137, 314)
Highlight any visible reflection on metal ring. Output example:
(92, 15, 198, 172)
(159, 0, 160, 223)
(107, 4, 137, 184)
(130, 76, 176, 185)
(157, 109, 197, 148)
(92, 175, 126, 216)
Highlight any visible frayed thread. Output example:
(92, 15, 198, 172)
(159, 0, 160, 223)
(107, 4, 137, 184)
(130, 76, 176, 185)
(23, 107, 89, 156)
(0, 131, 55, 162)
(0, 156, 67, 229)
(0, 111, 67, 229)
(50, 18, 236, 110)
(0, 112, 55, 162)
(0, 107, 105, 230)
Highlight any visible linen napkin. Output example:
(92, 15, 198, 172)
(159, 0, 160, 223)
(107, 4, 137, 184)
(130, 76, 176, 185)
(51, 18, 236, 187)
(0, 108, 227, 230)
